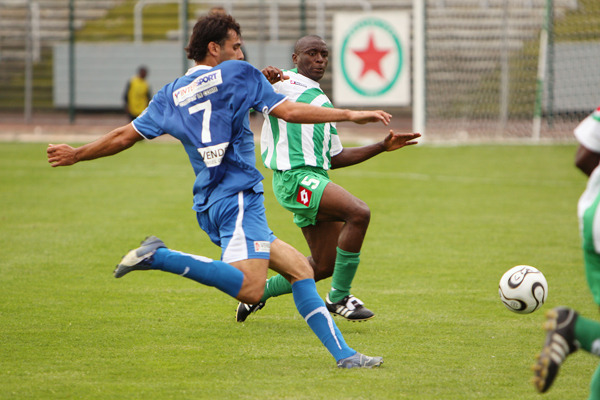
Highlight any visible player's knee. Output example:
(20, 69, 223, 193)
(311, 259, 334, 282)
(291, 261, 315, 281)
(314, 267, 333, 282)
(351, 202, 371, 228)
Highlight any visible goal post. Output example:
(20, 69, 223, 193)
(532, 1, 550, 142)
(412, 0, 426, 140)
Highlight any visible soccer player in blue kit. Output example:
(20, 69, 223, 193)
(47, 12, 391, 368)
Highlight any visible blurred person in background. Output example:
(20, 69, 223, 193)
(123, 66, 151, 121)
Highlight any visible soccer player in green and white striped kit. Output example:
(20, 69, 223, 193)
(236, 35, 420, 322)
(532, 106, 600, 398)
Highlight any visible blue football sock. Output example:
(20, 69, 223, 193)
(292, 278, 356, 362)
(151, 248, 243, 298)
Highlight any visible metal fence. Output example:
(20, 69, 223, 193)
(2, 0, 597, 142)
(422, 0, 600, 141)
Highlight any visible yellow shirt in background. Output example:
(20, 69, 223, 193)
(127, 76, 150, 117)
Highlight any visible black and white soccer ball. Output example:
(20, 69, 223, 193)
(498, 265, 548, 314)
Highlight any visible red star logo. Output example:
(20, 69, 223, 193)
(352, 33, 390, 79)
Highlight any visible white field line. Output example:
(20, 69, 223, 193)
(333, 169, 584, 188)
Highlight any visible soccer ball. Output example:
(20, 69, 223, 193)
(498, 265, 548, 314)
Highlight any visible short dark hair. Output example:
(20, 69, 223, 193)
(294, 35, 324, 54)
(185, 13, 241, 62)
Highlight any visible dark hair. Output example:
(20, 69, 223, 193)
(294, 35, 324, 54)
(185, 13, 241, 62)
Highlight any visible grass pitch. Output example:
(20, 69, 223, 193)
(0, 141, 597, 399)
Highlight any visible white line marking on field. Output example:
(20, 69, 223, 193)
(333, 170, 584, 188)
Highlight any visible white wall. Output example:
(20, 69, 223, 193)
(53, 41, 294, 109)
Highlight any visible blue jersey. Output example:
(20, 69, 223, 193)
(133, 60, 287, 212)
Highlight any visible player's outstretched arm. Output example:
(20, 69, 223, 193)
(381, 130, 421, 151)
(47, 123, 143, 167)
(347, 110, 392, 125)
(270, 100, 391, 126)
(331, 130, 421, 169)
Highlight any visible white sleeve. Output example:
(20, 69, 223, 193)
(272, 81, 282, 93)
(330, 129, 343, 157)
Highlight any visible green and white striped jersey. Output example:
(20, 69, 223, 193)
(261, 68, 343, 171)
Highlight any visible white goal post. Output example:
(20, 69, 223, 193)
(412, 0, 426, 139)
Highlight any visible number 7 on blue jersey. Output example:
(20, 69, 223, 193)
(189, 100, 212, 143)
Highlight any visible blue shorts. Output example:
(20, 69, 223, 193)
(196, 190, 276, 264)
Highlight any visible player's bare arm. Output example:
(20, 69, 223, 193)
(47, 123, 143, 167)
(262, 66, 289, 84)
(348, 110, 392, 125)
(331, 130, 421, 169)
(382, 131, 421, 151)
(575, 144, 600, 176)
(270, 100, 391, 126)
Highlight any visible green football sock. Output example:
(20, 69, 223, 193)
(260, 274, 292, 303)
(328, 247, 361, 303)
(589, 365, 600, 400)
(572, 316, 600, 400)
(575, 315, 600, 355)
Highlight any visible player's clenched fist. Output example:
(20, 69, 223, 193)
(47, 144, 77, 167)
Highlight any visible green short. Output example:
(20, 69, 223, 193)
(580, 184, 600, 306)
(272, 166, 331, 228)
